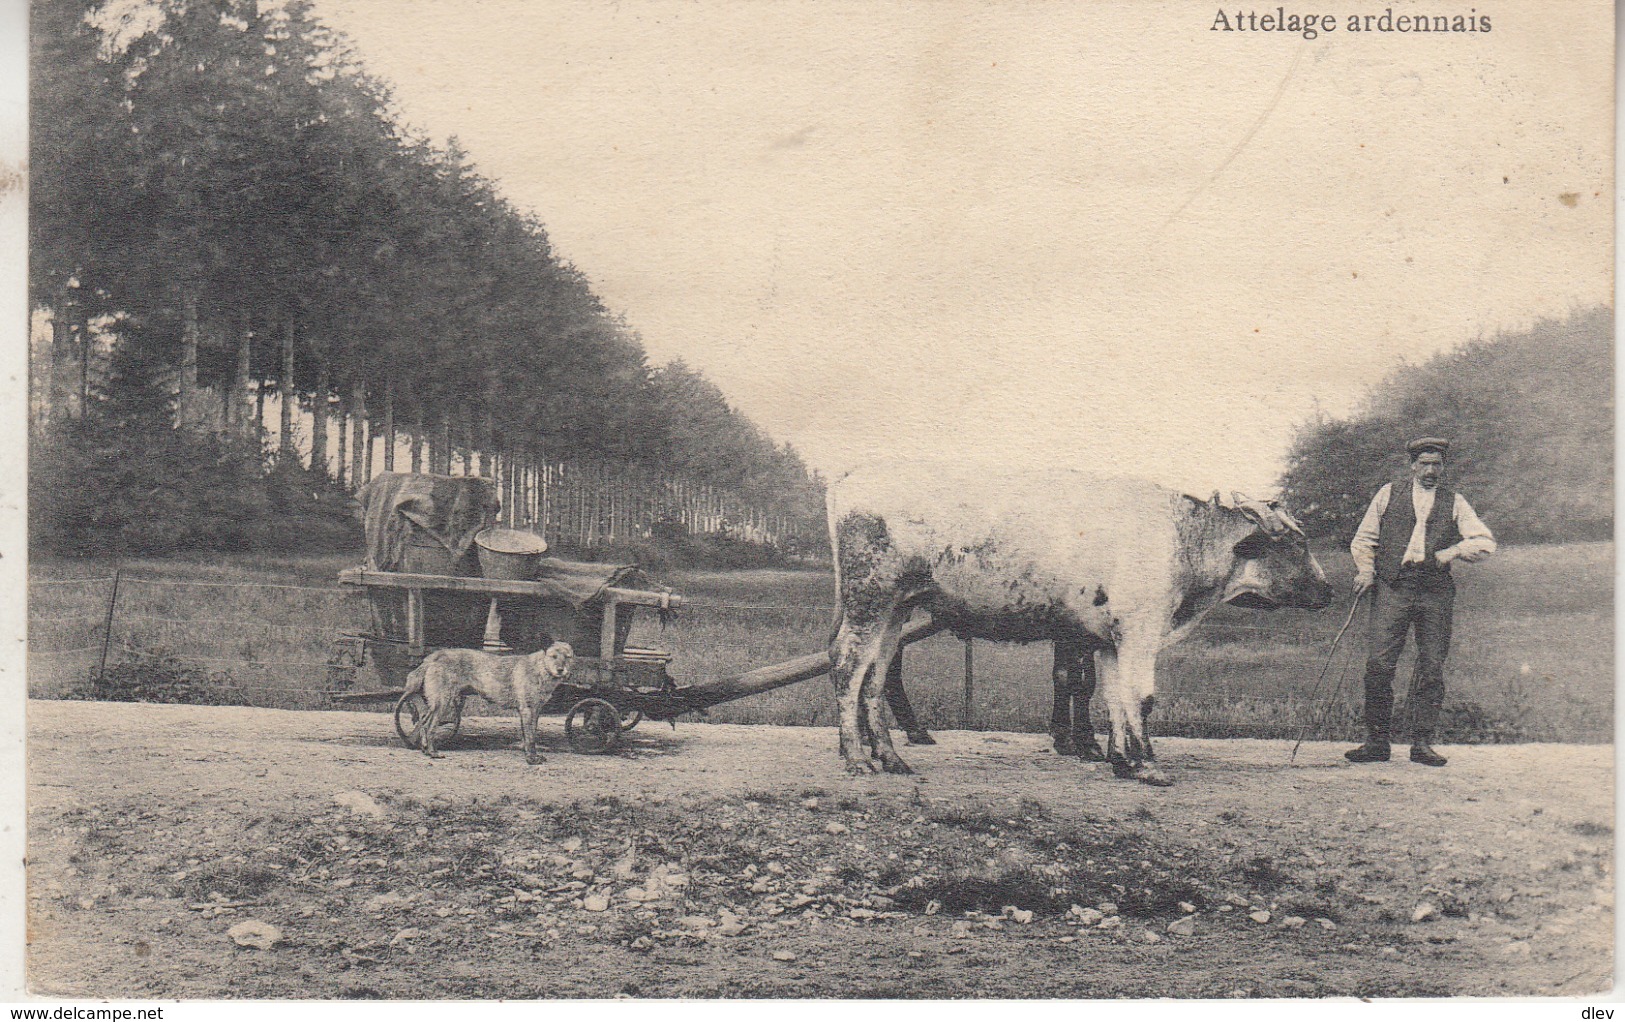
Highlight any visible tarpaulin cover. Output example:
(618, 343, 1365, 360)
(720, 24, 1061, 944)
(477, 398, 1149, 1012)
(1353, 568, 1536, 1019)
(529, 557, 653, 609)
(356, 472, 500, 572)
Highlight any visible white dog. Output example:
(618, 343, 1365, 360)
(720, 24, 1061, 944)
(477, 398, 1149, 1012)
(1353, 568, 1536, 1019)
(401, 642, 574, 764)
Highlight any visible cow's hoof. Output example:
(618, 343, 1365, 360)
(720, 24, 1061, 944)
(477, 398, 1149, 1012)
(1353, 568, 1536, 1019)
(1077, 740, 1107, 762)
(844, 759, 880, 776)
(1053, 735, 1075, 756)
(905, 732, 936, 746)
(526, 754, 545, 766)
(424, 750, 444, 760)
(1131, 763, 1174, 787)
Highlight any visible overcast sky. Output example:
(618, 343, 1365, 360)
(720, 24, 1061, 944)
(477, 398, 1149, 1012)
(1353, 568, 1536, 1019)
(314, 0, 1612, 495)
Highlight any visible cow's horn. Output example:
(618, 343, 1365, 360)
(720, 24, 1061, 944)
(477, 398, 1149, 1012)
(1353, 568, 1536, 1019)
(1231, 492, 1288, 536)
(1274, 506, 1306, 537)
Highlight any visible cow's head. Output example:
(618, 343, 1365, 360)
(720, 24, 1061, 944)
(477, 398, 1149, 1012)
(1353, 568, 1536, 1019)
(1222, 494, 1335, 611)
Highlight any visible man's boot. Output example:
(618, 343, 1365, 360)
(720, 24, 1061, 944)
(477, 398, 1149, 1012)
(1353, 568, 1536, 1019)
(1052, 729, 1075, 756)
(1409, 741, 1447, 767)
(1344, 741, 1391, 763)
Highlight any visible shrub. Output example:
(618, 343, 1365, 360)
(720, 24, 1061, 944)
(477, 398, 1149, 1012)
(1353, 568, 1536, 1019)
(65, 645, 231, 705)
(29, 419, 360, 556)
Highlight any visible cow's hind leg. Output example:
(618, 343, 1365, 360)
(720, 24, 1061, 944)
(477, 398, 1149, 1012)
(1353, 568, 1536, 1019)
(884, 652, 934, 745)
(1099, 644, 1170, 786)
(861, 611, 914, 774)
(832, 619, 890, 775)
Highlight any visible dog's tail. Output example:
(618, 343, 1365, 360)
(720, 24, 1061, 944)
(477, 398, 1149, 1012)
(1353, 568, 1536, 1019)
(403, 658, 428, 696)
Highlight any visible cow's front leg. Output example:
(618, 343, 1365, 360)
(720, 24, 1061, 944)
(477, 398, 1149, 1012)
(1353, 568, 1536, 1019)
(1100, 645, 1171, 786)
(1055, 639, 1105, 761)
(1050, 643, 1077, 755)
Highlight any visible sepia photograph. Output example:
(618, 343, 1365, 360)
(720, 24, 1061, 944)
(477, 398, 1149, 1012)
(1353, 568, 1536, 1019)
(14, 0, 1615, 1003)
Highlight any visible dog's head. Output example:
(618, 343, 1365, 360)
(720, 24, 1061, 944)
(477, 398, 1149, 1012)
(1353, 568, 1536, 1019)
(541, 641, 574, 679)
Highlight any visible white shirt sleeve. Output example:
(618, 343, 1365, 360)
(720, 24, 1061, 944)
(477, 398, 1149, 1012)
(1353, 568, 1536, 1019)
(1350, 484, 1390, 578)
(1442, 494, 1497, 562)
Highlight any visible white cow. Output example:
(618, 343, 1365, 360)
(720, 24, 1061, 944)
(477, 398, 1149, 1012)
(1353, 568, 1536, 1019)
(827, 461, 1334, 785)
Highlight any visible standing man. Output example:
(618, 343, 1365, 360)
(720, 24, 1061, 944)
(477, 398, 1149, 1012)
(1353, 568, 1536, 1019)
(1346, 438, 1496, 766)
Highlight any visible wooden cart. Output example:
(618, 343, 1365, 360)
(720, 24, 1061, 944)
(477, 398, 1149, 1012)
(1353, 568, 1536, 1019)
(326, 562, 946, 756)
(327, 565, 687, 754)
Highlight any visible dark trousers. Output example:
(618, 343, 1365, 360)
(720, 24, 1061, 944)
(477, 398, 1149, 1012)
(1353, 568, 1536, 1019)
(1360, 580, 1454, 743)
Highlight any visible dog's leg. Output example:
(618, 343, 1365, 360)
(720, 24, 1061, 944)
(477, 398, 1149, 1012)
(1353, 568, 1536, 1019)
(418, 692, 446, 760)
(518, 675, 545, 765)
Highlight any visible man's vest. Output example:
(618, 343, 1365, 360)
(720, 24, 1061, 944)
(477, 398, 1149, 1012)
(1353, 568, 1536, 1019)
(1375, 480, 1461, 590)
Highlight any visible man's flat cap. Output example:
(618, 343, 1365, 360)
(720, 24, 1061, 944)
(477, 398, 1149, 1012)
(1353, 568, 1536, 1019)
(1406, 437, 1450, 457)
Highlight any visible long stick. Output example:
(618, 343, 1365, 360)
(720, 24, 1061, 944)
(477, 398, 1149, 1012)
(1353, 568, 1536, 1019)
(95, 569, 121, 688)
(962, 640, 974, 729)
(1290, 588, 1367, 761)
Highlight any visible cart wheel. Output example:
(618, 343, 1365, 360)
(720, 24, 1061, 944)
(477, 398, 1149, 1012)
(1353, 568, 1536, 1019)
(394, 692, 463, 748)
(619, 710, 643, 733)
(565, 698, 623, 755)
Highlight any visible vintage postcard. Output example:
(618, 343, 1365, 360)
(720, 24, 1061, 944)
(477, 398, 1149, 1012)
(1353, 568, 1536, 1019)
(11, 0, 1614, 1007)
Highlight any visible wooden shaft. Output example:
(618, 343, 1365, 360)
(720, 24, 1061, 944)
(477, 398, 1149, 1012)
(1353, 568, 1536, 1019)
(682, 615, 946, 711)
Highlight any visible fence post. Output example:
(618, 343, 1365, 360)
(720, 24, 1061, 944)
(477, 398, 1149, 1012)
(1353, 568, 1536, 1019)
(95, 569, 121, 687)
(961, 639, 974, 729)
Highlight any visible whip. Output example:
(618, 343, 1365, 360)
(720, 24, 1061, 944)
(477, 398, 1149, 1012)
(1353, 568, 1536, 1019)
(1290, 587, 1368, 762)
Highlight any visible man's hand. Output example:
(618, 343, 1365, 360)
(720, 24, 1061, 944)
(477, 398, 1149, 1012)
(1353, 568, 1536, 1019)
(1353, 571, 1374, 595)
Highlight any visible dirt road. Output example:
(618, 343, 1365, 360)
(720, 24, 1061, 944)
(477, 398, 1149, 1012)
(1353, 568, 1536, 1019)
(26, 700, 1614, 999)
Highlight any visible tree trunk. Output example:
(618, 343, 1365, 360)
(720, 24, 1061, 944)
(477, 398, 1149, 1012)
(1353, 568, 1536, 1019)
(231, 316, 252, 436)
(460, 406, 475, 476)
(382, 383, 396, 472)
(278, 312, 297, 462)
(364, 384, 375, 483)
(77, 311, 91, 421)
(310, 358, 329, 479)
(478, 412, 494, 477)
(335, 395, 349, 490)
(350, 381, 367, 490)
(178, 295, 200, 426)
(41, 299, 68, 428)
(411, 409, 424, 473)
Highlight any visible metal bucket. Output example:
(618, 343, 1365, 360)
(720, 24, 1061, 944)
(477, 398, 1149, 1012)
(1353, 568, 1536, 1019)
(401, 534, 469, 576)
(475, 527, 549, 580)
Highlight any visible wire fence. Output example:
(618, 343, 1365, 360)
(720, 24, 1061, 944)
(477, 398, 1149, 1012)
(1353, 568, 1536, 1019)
(25, 572, 1613, 744)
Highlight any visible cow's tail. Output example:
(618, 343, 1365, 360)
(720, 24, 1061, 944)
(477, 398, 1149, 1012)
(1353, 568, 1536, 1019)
(824, 485, 846, 648)
(825, 598, 844, 647)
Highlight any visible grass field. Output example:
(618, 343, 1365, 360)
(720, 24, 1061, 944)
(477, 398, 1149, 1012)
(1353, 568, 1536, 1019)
(27, 540, 1613, 743)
